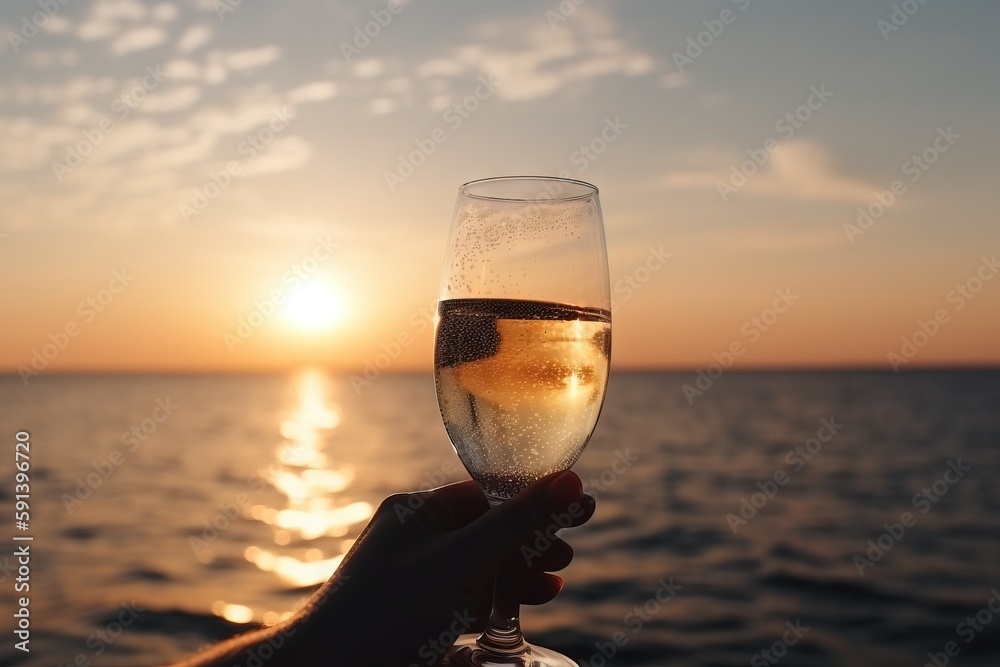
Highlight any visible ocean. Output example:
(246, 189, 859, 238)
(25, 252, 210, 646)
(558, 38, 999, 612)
(0, 370, 998, 666)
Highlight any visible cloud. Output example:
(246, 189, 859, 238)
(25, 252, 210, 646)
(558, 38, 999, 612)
(152, 3, 178, 22)
(0, 30, 297, 231)
(749, 141, 874, 202)
(130, 128, 215, 170)
(0, 117, 74, 174)
(0, 77, 116, 106)
(384, 76, 412, 94)
(58, 102, 103, 125)
(661, 71, 691, 90)
(189, 98, 292, 137)
(177, 24, 213, 54)
(78, 20, 118, 41)
(93, 0, 146, 22)
(42, 16, 73, 34)
(26, 49, 79, 67)
(287, 81, 337, 104)
(353, 60, 385, 79)
(204, 59, 228, 84)
(190, 0, 222, 11)
(92, 119, 193, 164)
(224, 45, 282, 71)
(190, 46, 282, 85)
(119, 170, 179, 194)
(663, 140, 875, 203)
(66, 76, 117, 101)
(369, 98, 395, 114)
(320, 8, 656, 116)
(242, 136, 313, 176)
(409, 7, 656, 102)
(428, 94, 450, 112)
(164, 59, 202, 80)
(111, 26, 168, 55)
(144, 85, 202, 113)
(77, 0, 147, 41)
(415, 59, 467, 78)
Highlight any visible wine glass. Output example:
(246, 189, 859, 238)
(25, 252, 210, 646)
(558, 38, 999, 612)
(434, 176, 611, 666)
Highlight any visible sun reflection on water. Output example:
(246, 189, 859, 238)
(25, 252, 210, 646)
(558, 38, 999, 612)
(211, 369, 373, 625)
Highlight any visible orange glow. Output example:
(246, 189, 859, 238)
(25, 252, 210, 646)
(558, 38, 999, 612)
(284, 282, 348, 332)
(211, 602, 255, 625)
(241, 370, 373, 596)
(0, 5, 996, 375)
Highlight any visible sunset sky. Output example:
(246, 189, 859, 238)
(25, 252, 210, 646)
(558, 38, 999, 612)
(1, 0, 997, 376)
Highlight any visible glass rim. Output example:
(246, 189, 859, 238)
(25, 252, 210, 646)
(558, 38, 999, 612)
(458, 175, 599, 203)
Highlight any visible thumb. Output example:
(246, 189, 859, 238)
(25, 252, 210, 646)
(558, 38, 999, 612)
(453, 471, 586, 571)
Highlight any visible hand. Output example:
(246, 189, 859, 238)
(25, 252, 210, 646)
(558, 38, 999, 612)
(174, 470, 596, 667)
(303, 470, 596, 664)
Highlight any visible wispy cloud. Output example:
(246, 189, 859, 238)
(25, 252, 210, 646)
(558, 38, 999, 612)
(415, 7, 655, 103)
(77, 0, 148, 41)
(222, 45, 282, 71)
(111, 26, 169, 55)
(180, 46, 284, 86)
(152, 2, 179, 23)
(664, 140, 875, 203)
(748, 141, 873, 202)
(660, 71, 691, 90)
(242, 136, 313, 176)
(353, 60, 384, 79)
(78, 19, 118, 41)
(164, 58, 202, 80)
(94, 0, 147, 22)
(287, 81, 337, 104)
(176, 23, 213, 54)
(324, 5, 657, 113)
(42, 15, 73, 34)
(0, 118, 72, 174)
(144, 84, 202, 113)
(25, 48, 79, 67)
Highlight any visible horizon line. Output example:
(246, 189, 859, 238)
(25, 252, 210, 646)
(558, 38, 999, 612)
(2, 363, 998, 378)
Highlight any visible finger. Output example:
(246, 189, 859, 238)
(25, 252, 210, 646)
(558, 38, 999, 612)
(467, 571, 562, 627)
(524, 538, 574, 573)
(511, 496, 594, 570)
(517, 572, 563, 605)
(455, 471, 587, 572)
(561, 494, 596, 528)
(396, 480, 490, 533)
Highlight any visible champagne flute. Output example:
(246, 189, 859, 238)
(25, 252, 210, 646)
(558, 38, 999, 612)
(434, 176, 611, 667)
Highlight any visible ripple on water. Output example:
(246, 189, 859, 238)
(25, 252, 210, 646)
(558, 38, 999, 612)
(609, 525, 729, 557)
(62, 525, 101, 540)
(102, 608, 256, 641)
(122, 568, 175, 583)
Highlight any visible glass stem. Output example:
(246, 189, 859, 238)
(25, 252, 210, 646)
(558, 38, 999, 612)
(476, 564, 528, 656)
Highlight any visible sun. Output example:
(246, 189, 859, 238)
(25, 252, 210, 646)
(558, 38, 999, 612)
(284, 282, 347, 332)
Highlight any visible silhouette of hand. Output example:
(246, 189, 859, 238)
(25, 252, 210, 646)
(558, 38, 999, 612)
(174, 470, 595, 667)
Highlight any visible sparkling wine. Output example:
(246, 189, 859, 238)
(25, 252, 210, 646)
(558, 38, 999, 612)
(434, 298, 611, 500)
